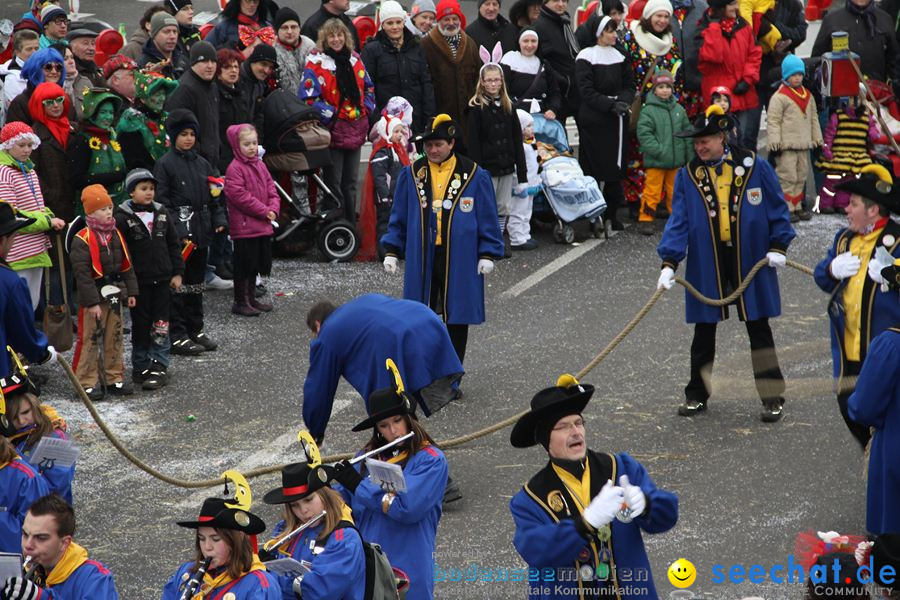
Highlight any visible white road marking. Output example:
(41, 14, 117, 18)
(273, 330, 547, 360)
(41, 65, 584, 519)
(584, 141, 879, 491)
(501, 231, 617, 299)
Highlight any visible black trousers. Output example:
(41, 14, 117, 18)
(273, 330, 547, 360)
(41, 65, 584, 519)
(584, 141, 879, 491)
(603, 180, 625, 222)
(170, 247, 207, 339)
(131, 280, 171, 371)
(837, 360, 870, 449)
(430, 245, 469, 365)
(685, 318, 786, 404)
(232, 236, 273, 280)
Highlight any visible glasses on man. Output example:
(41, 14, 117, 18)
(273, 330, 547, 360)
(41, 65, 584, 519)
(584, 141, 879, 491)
(42, 63, 63, 72)
(552, 418, 585, 433)
(42, 96, 66, 107)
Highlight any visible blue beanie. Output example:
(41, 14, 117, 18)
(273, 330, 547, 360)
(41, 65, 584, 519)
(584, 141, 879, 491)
(781, 54, 805, 81)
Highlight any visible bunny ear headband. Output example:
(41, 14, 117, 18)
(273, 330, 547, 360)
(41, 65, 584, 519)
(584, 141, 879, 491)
(479, 41, 504, 76)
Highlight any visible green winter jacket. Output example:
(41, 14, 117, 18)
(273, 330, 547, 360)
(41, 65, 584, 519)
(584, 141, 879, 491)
(637, 93, 694, 169)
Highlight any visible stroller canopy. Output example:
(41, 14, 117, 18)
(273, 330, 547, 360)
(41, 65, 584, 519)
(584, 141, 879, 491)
(262, 89, 321, 154)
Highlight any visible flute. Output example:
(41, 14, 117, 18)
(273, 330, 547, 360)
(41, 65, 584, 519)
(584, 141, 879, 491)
(178, 556, 212, 600)
(262, 511, 327, 553)
(349, 432, 415, 465)
(22, 556, 41, 581)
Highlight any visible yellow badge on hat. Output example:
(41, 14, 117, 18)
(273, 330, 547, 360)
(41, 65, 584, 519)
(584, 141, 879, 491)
(233, 511, 250, 527)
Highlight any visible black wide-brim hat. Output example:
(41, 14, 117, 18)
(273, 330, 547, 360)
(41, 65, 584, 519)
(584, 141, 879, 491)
(836, 170, 900, 214)
(0, 201, 36, 238)
(882, 263, 900, 291)
(675, 106, 734, 139)
(263, 462, 329, 505)
(352, 387, 416, 432)
(177, 497, 266, 535)
(418, 113, 459, 143)
(510, 382, 594, 448)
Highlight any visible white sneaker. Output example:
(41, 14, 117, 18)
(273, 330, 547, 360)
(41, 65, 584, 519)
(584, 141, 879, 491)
(205, 275, 234, 290)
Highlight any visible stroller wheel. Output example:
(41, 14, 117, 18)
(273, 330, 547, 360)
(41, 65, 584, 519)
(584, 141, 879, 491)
(317, 220, 359, 262)
(553, 222, 575, 244)
(590, 218, 604, 239)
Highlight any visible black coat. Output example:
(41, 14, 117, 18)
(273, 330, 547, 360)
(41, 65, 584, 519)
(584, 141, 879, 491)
(137, 37, 189, 81)
(301, 8, 360, 50)
(501, 56, 562, 113)
(114, 200, 185, 283)
(532, 6, 580, 117)
(74, 55, 104, 87)
(152, 148, 226, 248)
(217, 81, 250, 173)
(164, 69, 221, 172)
(236, 62, 269, 134)
(360, 28, 436, 133)
(465, 100, 527, 182)
(758, 0, 807, 93)
(811, 4, 900, 86)
(466, 14, 520, 55)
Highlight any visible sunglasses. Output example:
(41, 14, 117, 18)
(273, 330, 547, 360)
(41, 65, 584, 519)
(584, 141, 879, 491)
(42, 96, 66, 107)
(42, 63, 63, 72)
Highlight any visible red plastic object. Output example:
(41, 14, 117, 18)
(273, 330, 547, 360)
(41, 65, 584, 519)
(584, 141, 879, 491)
(353, 16, 376, 50)
(200, 23, 214, 39)
(94, 29, 124, 67)
(805, 0, 832, 21)
(576, 0, 599, 26)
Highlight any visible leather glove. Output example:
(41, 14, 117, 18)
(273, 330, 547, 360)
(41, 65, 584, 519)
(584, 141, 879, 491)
(829, 251, 861, 280)
(766, 251, 786, 268)
(383, 256, 399, 274)
(2, 577, 43, 600)
(332, 460, 363, 493)
(582, 479, 625, 529)
(733, 80, 750, 95)
(657, 266, 675, 290)
(612, 101, 630, 116)
(40, 345, 57, 365)
(868, 257, 887, 285)
(618, 475, 647, 517)
(477, 259, 494, 275)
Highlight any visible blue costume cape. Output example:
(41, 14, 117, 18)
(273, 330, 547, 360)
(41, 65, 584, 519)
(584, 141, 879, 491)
(162, 561, 280, 600)
(0, 458, 49, 553)
(15, 429, 76, 505)
(509, 452, 678, 600)
(813, 222, 900, 383)
(848, 327, 900, 535)
(381, 154, 504, 325)
(658, 151, 795, 323)
(337, 445, 448, 600)
(302, 294, 464, 439)
(267, 519, 366, 600)
(45, 558, 119, 599)
(0, 261, 48, 376)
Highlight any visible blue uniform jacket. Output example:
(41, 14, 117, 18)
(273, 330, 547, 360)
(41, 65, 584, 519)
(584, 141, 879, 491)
(302, 293, 464, 439)
(338, 445, 448, 600)
(658, 151, 795, 323)
(162, 561, 280, 600)
(509, 452, 678, 600)
(45, 558, 119, 599)
(813, 222, 900, 383)
(1, 261, 48, 376)
(381, 154, 504, 325)
(0, 458, 49, 553)
(15, 429, 76, 505)
(848, 327, 900, 535)
(268, 519, 366, 600)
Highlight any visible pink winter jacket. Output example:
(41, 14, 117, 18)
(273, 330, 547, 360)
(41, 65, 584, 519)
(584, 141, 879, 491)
(224, 124, 281, 240)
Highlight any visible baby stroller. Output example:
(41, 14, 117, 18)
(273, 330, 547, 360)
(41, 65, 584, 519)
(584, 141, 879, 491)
(532, 115, 606, 243)
(262, 90, 360, 262)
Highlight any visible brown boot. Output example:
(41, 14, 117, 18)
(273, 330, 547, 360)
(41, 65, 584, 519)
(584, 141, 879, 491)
(232, 279, 261, 317)
(248, 278, 272, 312)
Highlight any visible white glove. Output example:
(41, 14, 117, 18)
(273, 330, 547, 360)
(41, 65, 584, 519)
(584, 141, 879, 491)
(868, 256, 887, 285)
(292, 574, 304, 596)
(2, 577, 43, 600)
(477, 259, 494, 275)
(766, 251, 786, 268)
(582, 479, 624, 529)
(383, 256, 399, 274)
(830, 251, 860, 280)
(618, 474, 647, 517)
(657, 267, 675, 290)
(41, 345, 58, 365)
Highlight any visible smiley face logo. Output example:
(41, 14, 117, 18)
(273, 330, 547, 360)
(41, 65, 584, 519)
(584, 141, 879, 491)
(667, 558, 696, 588)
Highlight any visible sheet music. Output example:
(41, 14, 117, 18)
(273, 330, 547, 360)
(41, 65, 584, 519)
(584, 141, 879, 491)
(364, 459, 407, 493)
(263, 557, 311, 577)
(0, 553, 22, 584)
(29, 436, 80, 470)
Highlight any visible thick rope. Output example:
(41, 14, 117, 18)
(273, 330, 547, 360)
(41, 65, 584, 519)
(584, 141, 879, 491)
(59, 259, 814, 489)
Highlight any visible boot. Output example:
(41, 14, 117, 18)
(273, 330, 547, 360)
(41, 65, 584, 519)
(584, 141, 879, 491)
(232, 279, 261, 317)
(247, 278, 272, 312)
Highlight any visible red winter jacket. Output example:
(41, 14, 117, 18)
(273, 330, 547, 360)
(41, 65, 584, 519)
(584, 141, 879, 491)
(697, 15, 762, 112)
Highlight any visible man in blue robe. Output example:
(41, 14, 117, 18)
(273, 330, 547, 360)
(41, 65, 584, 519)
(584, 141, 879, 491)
(381, 114, 504, 365)
(658, 105, 796, 422)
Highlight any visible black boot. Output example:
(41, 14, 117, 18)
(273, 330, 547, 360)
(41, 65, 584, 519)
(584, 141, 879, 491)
(232, 279, 260, 317)
(247, 278, 272, 312)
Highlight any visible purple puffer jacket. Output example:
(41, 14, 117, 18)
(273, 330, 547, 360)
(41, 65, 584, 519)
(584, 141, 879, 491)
(224, 124, 280, 240)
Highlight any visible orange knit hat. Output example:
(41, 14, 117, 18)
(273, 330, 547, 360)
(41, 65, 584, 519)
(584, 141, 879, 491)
(81, 184, 113, 215)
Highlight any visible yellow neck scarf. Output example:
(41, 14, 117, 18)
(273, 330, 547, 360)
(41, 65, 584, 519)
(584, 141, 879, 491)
(194, 555, 266, 599)
(551, 460, 592, 514)
(46, 542, 89, 586)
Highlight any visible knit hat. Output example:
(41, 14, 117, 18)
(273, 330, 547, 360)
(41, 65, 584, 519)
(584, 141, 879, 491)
(274, 6, 300, 30)
(165, 108, 200, 140)
(435, 0, 465, 25)
(247, 43, 276, 64)
(189, 40, 216, 64)
(781, 54, 805, 81)
(101, 54, 137, 80)
(167, 0, 192, 12)
(378, 115, 406, 141)
(706, 0, 731, 8)
(652, 69, 674, 88)
(642, 0, 673, 18)
(82, 88, 122, 122)
(411, 0, 437, 17)
(516, 108, 533, 132)
(125, 168, 157, 194)
(13, 20, 42, 35)
(478, 0, 500, 7)
(81, 184, 113, 215)
(380, 0, 407, 22)
(150, 12, 178, 39)
(0, 122, 41, 151)
(40, 5, 67, 26)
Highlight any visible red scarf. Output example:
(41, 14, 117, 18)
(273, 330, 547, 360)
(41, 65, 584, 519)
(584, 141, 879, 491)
(777, 83, 811, 114)
(28, 82, 71, 150)
(82, 123, 112, 144)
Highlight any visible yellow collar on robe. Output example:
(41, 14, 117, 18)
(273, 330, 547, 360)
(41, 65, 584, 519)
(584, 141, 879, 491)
(195, 554, 266, 599)
(551, 460, 592, 513)
(46, 542, 89, 586)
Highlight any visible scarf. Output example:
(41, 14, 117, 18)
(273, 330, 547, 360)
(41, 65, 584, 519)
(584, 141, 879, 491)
(444, 32, 461, 58)
(86, 215, 116, 239)
(324, 46, 361, 109)
(777, 83, 811, 113)
(46, 542, 89, 586)
(720, 15, 737, 35)
(845, 0, 877, 38)
(194, 554, 266, 599)
(560, 11, 579, 58)
(630, 19, 674, 56)
(28, 83, 71, 150)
